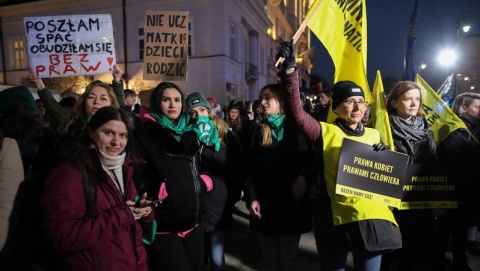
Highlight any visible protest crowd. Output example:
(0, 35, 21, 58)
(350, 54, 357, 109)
(1, 37, 480, 271)
(2, 4, 480, 271)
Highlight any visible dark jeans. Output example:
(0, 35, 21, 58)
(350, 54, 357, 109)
(313, 220, 382, 271)
(147, 225, 205, 271)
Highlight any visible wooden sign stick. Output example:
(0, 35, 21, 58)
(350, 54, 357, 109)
(274, 0, 323, 68)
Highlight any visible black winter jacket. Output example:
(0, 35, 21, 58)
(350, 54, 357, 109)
(243, 120, 312, 236)
(200, 130, 244, 232)
(133, 118, 207, 232)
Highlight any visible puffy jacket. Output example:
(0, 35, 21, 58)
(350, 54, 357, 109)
(41, 155, 152, 271)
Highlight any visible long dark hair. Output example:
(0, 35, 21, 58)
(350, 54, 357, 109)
(150, 82, 185, 117)
(72, 106, 133, 211)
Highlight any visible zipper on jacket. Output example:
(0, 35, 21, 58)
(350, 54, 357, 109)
(191, 155, 201, 223)
(162, 152, 201, 223)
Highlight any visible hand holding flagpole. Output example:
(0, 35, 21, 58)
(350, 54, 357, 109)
(274, 0, 323, 68)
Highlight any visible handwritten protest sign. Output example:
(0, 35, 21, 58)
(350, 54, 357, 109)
(143, 10, 188, 81)
(24, 14, 116, 78)
(336, 138, 409, 208)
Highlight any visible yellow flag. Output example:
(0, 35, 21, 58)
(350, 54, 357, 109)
(370, 71, 394, 149)
(415, 75, 466, 146)
(307, 0, 372, 123)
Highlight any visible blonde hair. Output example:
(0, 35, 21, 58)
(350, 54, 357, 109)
(259, 84, 284, 147)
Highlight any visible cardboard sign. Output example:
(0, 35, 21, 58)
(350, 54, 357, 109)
(336, 138, 409, 208)
(399, 164, 457, 209)
(24, 15, 116, 78)
(143, 10, 188, 81)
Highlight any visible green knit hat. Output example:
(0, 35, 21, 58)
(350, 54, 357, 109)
(186, 92, 211, 112)
(0, 86, 38, 117)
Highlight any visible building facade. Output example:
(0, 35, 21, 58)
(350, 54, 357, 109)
(0, 0, 315, 106)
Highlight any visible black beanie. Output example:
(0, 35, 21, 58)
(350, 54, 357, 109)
(331, 81, 364, 109)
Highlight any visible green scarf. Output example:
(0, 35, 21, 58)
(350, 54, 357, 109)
(266, 114, 286, 147)
(190, 116, 221, 151)
(148, 109, 220, 150)
(149, 108, 189, 141)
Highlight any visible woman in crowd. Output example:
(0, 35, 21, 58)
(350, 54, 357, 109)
(186, 92, 244, 271)
(133, 82, 211, 271)
(278, 41, 400, 271)
(40, 106, 154, 271)
(243, 83, 312, 270)
(312, 89, 332, 122)
(29, 64, 125, 134)
(225, 103, 243, 135)
(57, 80, 120, 138)
(437, 92, 480, 271)
(381, 81, 438, 271)
(207, 97, 225, 120)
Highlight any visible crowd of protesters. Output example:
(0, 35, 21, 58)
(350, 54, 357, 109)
(0, 43, 479, 271)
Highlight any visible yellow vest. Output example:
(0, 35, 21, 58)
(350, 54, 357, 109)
(320, 122, 398, 226)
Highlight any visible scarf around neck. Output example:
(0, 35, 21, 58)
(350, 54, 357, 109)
(149, 108, 189, 141)
(98, 149, 126, 195)
(265, 114, 286, 146)
(191, 116, 221, 151)
(390, 115, 429, 155)
(334, 118, 365, 136)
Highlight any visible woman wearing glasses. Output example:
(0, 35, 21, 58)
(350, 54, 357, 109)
(277, 41, 401, 271)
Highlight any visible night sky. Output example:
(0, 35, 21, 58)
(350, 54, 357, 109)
(310, 0, 480, 90)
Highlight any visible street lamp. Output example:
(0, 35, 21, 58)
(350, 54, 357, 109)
(418, 63, 427, 75)
(414, 62, 427, 78)
(438, 49, 457, 101)
(457, 12, 472, 40)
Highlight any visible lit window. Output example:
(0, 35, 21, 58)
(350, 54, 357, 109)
(10, 36, 26, 70)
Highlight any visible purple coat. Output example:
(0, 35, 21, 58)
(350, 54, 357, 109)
(41, 159, 153, 271)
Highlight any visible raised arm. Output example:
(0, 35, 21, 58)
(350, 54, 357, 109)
(111, 64, 125, 107)
(28, 71, 68, 124)
(278, 41, 321, 142)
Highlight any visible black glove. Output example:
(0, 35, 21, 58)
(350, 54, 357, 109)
(373, 143, 390, 152)
(276, 39, 296, 74)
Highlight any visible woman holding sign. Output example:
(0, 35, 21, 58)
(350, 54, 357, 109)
(28, 64, 125, 137)
(382, 81, 439, 271)
(277, 41, 400, 271)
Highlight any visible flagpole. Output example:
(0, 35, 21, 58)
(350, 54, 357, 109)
(403, 0, 420, 80)
(274, 0, 323, 67)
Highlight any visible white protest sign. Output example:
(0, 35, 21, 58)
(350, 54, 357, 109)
(24, 14, 116, 78)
